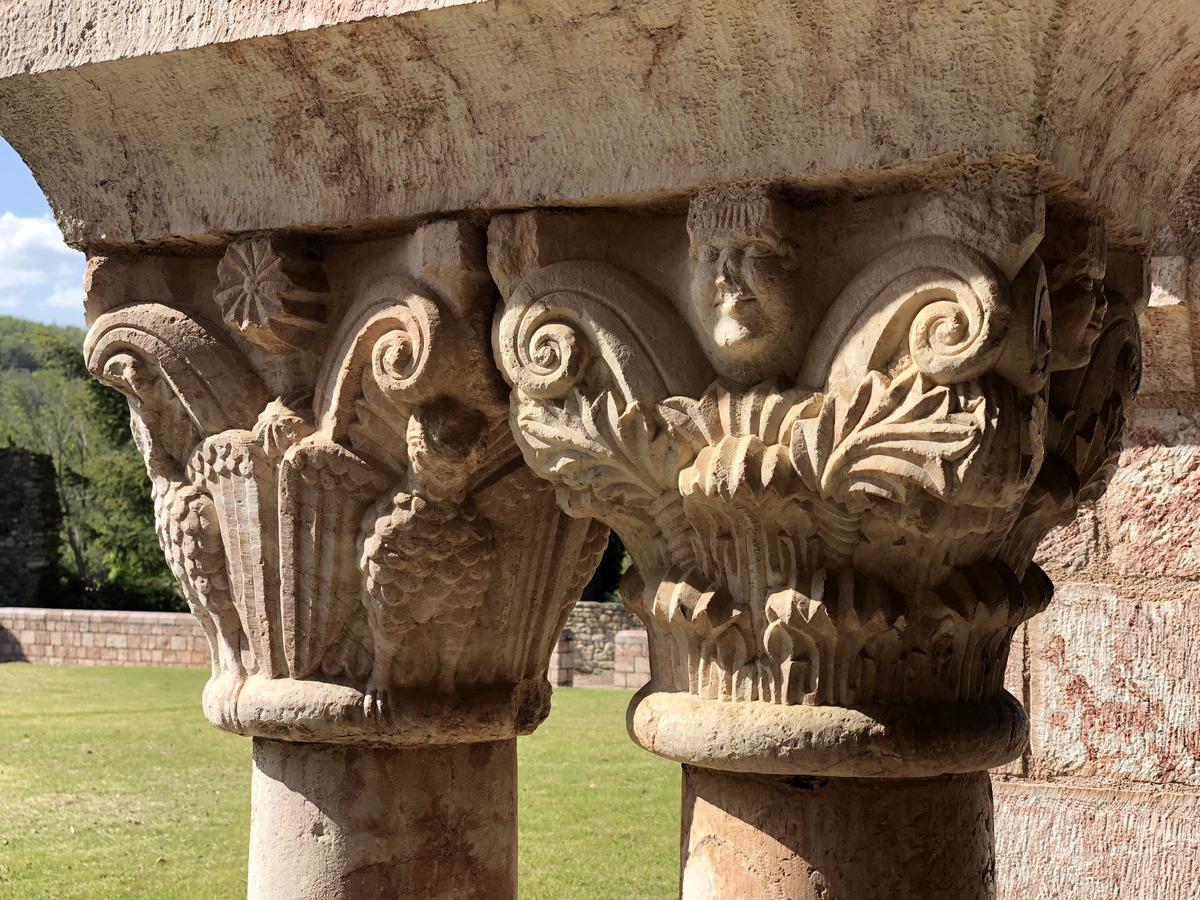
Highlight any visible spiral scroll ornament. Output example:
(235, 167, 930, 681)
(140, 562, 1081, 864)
(372, 327, 421, 392)
(510, 300, 590, 401)
(907, 276, 999, 383)
(494, 261, 714, 412)
(806, 240, 1009, 391)
(366, 294, 444, 401)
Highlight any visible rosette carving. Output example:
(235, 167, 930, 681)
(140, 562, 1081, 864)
(492, 193, 1140, 777)
(215, 236, 330, 354)
(85, 223, 608, 746)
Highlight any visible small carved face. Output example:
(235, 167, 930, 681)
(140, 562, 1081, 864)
(687, 190, 805, 382)
(1049, 268, 1108, 372)
(691, 234, 800, 365)
(1040, 224, 1107, 374)
(997, 258, 1053, 395)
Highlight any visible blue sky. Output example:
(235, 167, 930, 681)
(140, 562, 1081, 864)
(0, 136, 87, 328)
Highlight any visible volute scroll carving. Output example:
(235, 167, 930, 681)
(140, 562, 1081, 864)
(802, 238, 1012, 392)
(492, 183, 1142, 777)
(85, 222, 608, 746)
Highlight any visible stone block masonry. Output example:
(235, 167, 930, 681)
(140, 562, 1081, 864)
(562, 601, 642, 675)
(547, 629, 574, 687)
(5, 2, 1198, 892)
(0, 450, 61, 606)
(992, 256, 1200, 900)
(613, 630, 650, 690)
(0, 608, 209, 668)
(995, 783, 1200, 899)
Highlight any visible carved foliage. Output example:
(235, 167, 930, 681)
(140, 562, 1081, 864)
(86, 227, 607, 743)
(495, 215, 1138, 709)
(997, 227, 1143, 574)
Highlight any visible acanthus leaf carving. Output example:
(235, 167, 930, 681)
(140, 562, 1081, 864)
(516, 391, 680, 510)
(790, 368, 986, 509)
(493, 191, 1141, 777)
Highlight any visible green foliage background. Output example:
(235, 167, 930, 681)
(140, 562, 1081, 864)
(0, 316, 180, 611)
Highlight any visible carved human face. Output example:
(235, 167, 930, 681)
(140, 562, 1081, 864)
(1049, 268, 1108, 372)
(1039, 224, 1108, 374)
(689, 229, 803, 381)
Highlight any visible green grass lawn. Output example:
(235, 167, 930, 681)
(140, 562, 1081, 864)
(0, 665, 678, 899)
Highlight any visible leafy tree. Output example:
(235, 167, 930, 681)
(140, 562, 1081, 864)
(0, 316, 182, 612)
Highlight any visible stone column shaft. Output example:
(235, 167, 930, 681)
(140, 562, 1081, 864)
(491, 172, 1145, 899)
(80, 223, 607, 899)
(249, 739, 517, 900)
(1, 4, 1186, 897)
(681, 769, 994, 900)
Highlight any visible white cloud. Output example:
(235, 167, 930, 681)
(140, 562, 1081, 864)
(0, 212, 85, 325)
(43, 284, 86, 309)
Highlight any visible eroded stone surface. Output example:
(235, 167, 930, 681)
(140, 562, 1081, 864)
(1027, 585, 1200, 786)
(249, 738, 517, 900)
(3, 1, 1189, 896)
(682, 767, 995, 900)
(1099, 411, 1200, 579)
(69, 166, 1148, 897)
(994, 783, 1200, 900)
(83, 221, 608, 746)
(80, 218, 614, 900)
(5, 2, 1200, 247)
(1035, 410, 1200, 581)
(493, 177, 1141, 779)
(994, 246, 1200, 899)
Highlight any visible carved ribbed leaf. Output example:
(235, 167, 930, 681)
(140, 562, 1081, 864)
(517, 389, 682, 507)
(790, 368, 984, 507)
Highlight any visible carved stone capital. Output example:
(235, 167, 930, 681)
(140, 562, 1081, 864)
(492, 175, 1142, 777)
(85, 221, 607, 746)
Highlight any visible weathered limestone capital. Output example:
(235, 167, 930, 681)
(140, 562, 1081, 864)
(83, 220, 608, 746)
(491, 169, 1144, 780)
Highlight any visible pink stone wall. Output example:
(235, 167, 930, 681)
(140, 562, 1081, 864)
(993, 257, 1200, 899)
(613, 629, 650, 690)
(0, 607, 209, 668)
(547, 629, 574, 687)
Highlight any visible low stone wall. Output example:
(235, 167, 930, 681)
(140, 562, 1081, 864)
(547, 629, 574, 687)
(613, 630, 650, 690)
(0, 607, 208, 668)
(563, 601, 642, 675)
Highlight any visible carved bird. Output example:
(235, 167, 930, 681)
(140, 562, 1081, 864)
(359, 398, 496, 718)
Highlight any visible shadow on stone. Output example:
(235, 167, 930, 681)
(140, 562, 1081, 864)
(0, 623, 29, 662)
